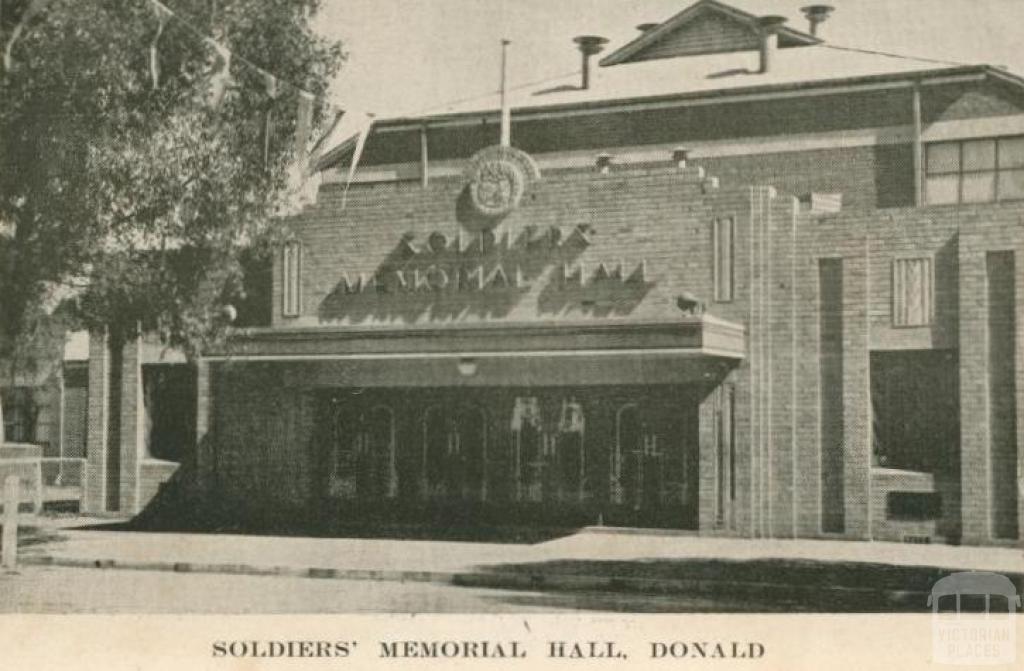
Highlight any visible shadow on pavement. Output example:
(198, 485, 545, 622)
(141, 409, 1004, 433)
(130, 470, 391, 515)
(69, 517, 580, 545)
(470, 558, 1024, 613)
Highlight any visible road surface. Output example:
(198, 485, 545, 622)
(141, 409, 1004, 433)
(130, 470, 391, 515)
(0, 566, 784, 613)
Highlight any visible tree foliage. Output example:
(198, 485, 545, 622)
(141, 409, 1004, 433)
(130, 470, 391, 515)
(0, 0, 343, 363)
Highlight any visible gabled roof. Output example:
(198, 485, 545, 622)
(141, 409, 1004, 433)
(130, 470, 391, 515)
(600, 0, 819, 67)
(316, 46, 1013, 171)
(315, 0, 1024, 171)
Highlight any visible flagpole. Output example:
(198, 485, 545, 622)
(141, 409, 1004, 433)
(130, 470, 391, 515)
(499, 39, 511, 147)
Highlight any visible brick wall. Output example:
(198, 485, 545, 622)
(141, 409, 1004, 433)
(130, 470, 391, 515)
(83, 332, 185, 515)
(699, 144, 915, 211)
(791, 203, 1024, 545)
(922, 81, 1024, 124)
(242, 151, 1024, 545)
(278, 164, 747, 330)
(205, 362, 316, 514)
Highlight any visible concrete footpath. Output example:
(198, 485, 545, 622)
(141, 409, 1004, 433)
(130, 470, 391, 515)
(13, 519, 1023, 602)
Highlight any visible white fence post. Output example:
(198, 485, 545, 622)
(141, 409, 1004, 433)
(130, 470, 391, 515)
(2, 475, 19, 570)
(34, 460, 43, 514)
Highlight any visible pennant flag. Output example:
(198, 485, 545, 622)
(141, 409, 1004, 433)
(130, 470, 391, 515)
(257, 68, 281, 169)
(293, 89, 316, 173)
(259, 68, 280, 100)
(306, 107, 345, 176)
(2, 0, 53, 74)
(148, 0, 173, 89)
(341, 113, 376, 209)
(204, 36, 232, 108)
(282, 91, 323, 210)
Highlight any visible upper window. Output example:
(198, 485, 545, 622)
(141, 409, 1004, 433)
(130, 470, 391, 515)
(1, 387, 38, 444)
(892, 257, 934, 327)
(925, 136, 1024, 205)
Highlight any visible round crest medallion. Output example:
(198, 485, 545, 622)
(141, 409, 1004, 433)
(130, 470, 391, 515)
(465, 145, 541, 219)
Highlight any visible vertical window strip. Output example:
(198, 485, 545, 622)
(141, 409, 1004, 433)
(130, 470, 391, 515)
(282, 242, 301, 317)
(713, 217, 734, 302)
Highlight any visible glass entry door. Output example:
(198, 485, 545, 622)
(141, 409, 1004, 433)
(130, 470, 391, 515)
(610, 399, 696, 526)
(328, 399, 396, 501)
(422, 404, 488, 502)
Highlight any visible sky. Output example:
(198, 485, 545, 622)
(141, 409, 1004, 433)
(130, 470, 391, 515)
(312, 0, 1024, 146)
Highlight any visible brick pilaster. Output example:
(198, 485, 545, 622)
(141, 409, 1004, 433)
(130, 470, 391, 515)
(194, 359, 213, 494)
(959, 244, 990, 544)
(768, 196, 799, 538)
(82, 330, 109, 513)
(697, 387, 719, 533)
(118, 333, 144, 514)
(841, 246, 872, 540)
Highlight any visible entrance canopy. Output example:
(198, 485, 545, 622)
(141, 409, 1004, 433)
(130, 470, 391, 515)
(206, 315, 745, 387)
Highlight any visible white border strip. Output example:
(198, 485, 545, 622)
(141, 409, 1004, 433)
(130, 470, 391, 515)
(922, 113, 1024, 142)
(202, 346, 742, 362)
(324, 125, 915, 185)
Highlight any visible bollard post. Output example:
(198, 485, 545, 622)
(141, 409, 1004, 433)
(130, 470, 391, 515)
(2, 475, 20, 570)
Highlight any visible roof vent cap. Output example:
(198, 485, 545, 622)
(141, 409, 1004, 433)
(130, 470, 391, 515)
(800, 5, 834, 37)
(573, 35, 609, 90)
(757, 15, 789, 33)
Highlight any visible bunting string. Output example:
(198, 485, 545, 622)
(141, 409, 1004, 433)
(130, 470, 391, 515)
(3, 0, 52, 74)
(203, 36, 233, 108)
(256, 67, 280, 168)
(293, 90, 316, 174)
(143, 0, 321, 177)
(148, 0, 172, 89)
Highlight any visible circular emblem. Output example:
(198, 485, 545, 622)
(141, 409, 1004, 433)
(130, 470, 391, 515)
(471, 160, 524, 217)
(465, 145, 540, 220)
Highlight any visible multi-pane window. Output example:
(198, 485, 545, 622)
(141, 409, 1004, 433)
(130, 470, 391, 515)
(925, 136, 1024, 205)
(712, 216, 734, 302)
(892, 257, 934, 327)
(1, 387, 38, 444)
(281, 241, 301, 317)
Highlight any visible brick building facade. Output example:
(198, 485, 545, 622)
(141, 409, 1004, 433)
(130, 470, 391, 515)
(69, 1, 1024, 545)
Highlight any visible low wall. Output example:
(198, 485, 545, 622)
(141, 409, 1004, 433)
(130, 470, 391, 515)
(138, 460, 180, 511)
(0, 443, 44, 511)
(870, 468, 961, 543)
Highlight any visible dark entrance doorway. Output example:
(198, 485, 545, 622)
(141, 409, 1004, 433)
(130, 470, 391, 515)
(313, 386, 699, 530)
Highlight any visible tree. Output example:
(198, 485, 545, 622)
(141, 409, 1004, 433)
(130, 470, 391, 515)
(0, 0, 343, 442)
